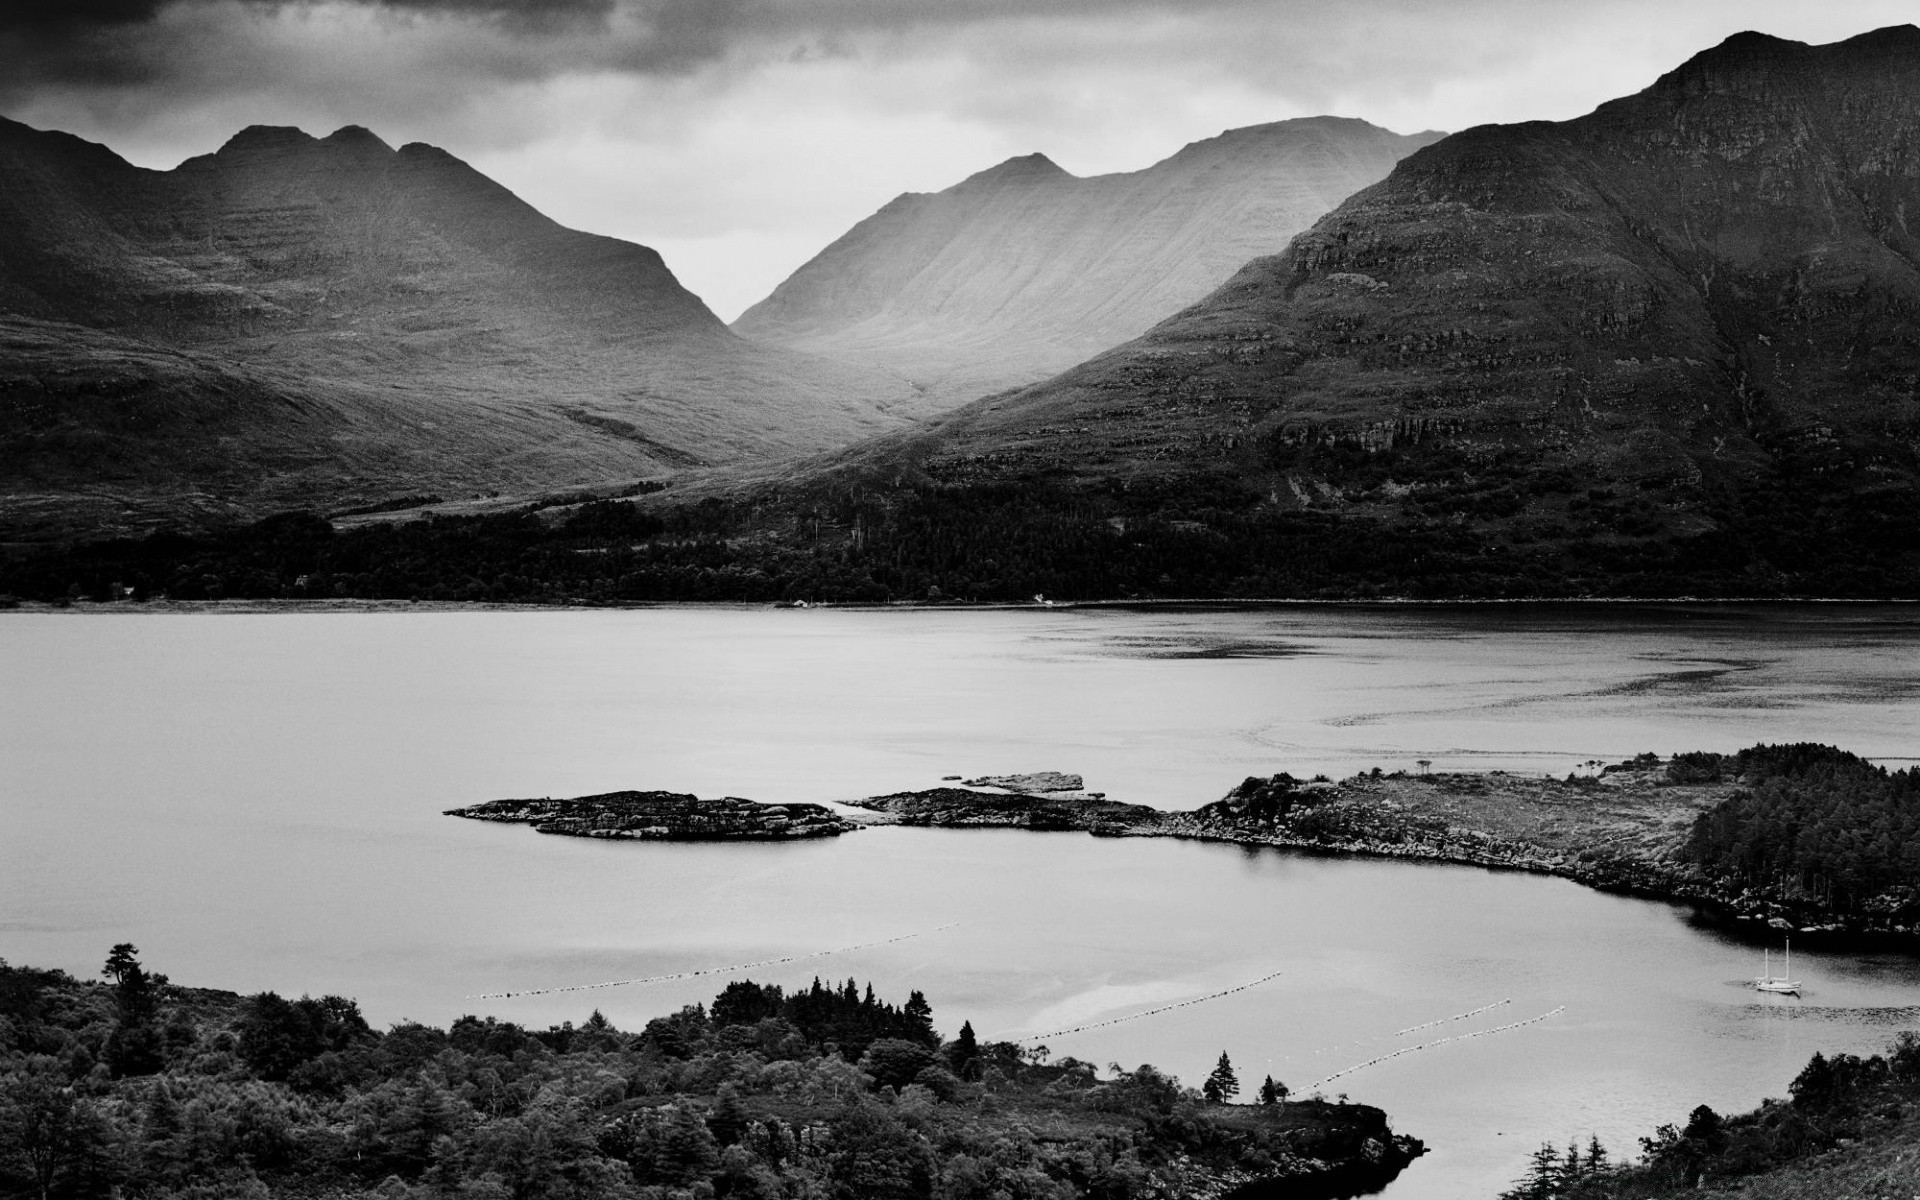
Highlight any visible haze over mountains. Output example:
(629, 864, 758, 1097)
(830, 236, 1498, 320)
(0, 119, 913, 537)
(780, 25, 1920, 593)
(736, 118, 1443, 411)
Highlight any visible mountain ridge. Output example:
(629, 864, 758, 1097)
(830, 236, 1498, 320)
(732, 116, 1445, 410)
(0, 115, 912, 539)
(693, 24, 1920, 599)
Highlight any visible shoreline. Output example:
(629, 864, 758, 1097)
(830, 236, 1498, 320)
(850, 764, 1920, 951)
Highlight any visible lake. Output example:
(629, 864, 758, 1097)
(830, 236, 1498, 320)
(5, 602, 1920, 1198)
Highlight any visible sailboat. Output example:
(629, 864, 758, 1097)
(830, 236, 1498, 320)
(1755, 938, 1801, 994)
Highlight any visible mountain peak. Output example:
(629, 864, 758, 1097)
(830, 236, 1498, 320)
(1831, 23, 1920, 57)
(322, 124, 394, 154)
(1658, 24, 1920, 84)
(216, 124, 317, 155)
(951, 153, 1072, 192)
(734, 116, 1438, 410)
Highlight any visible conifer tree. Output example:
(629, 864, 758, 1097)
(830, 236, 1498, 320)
(1202, 1052, 1239, 1103)
(903, 990, 935, 1044)
(947, 1020, 981, 1080)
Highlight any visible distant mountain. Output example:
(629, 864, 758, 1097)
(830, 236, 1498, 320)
(733, 117, 1443, 411)
(749, 26, 1920, 598)
(0, 119, 912, 538)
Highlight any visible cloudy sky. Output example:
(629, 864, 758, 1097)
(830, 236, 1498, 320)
(4, 0, 1913, 319)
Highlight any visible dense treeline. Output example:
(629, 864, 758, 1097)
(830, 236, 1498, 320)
(0, 949, 1410, 1200)
(1500, 1034, 1920, 1199)
(1675, 744, 1920, 918)
(4, 450, 1918, 603)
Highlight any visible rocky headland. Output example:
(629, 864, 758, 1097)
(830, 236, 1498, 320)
(446, 790, 860, 841)
(854, 753, 1920, 943)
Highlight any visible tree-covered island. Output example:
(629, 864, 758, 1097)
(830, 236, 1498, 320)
(0, 949, 1423, 1200)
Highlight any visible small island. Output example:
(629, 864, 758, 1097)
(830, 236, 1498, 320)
(446, 790, 861, 840)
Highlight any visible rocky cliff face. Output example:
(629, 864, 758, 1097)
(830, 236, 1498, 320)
(733, 118, 1441, 411)
(804, 27, 1920, 594)
(0, 119, 913, 538)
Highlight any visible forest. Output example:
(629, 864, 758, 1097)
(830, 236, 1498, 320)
(3, 440, 1920, 604)
(1674, 744, 1920, 917)
(0, 949, 1415, 1200)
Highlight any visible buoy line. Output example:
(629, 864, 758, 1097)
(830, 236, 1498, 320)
(1393, 997, 1510, 1037)
(1011, 970, 1285, 1043)
(1309, 1005, 1566, 1089)
(1299, 999, 1512, 1059)
(468, 924, 960, 1000)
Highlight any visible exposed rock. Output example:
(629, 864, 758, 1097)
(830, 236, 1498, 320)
(854, 788, 1160, 834)
(961, 771, 1086, 793)
(445, 791, 860, 841)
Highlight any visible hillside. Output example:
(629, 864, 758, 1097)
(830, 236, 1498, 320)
(719, 26, 1920, 599)
(0, 952, 1424, 1199)
(734, 117, 1442, 411)
(0, 119, 914, 540)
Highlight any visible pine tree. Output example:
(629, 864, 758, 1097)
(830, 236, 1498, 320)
(1498, 1142, 1563, 1200)
(903, 990, 935, 1044)
(1585, 1134, 1609, 1173)
(707, 1083, 750, 1146)
(101, 945, 164, 1077)
(1202, 1052, 1239, 1103)
(948, 1020, 981, 1080)
(1256, 1074, 1288, 1106)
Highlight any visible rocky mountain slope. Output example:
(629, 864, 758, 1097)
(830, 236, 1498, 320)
(0, 119, 914, 539)
(734, 117, 1442, 411)
(747, 26, 1920, 597)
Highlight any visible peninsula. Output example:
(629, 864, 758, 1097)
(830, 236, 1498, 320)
(853, 744, 1920, 943)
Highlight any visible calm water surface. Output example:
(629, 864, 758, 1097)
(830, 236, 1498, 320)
(5, 604, 1920, 1198)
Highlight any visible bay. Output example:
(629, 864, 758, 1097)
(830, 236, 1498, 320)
(4, 602, 1920, 1198)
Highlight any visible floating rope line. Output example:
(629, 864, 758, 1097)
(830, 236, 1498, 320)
(469, 924, 960, 1000)
(1393, 997, 1511, 1038)
(1012, 970, 1285, 1043)
(1309, 1005, 1566, 1090)
(1298, 999, 1512, 1059)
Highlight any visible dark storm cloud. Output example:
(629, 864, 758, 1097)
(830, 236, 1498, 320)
(0, 0, 1234, 92)
(0, 0, 166, 33)
(0, 0, 614, 33)
(0, 0, 619, 93)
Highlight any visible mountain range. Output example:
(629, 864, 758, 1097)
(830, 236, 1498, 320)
(751, 25, 1920, 596)
(7, 26, 1920, 600)
(735, 117, 1441, 410)
(0, 119, 914, 538)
